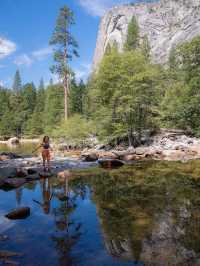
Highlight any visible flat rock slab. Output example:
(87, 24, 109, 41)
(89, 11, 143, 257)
(5, 207, 30, 220)
(98, 159, 124, 168)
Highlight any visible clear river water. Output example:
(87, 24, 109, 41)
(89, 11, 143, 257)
(0, 144, 200, 266)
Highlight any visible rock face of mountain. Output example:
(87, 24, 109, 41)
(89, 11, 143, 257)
(93, 0, 200, 70)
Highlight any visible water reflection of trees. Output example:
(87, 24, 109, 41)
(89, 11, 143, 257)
(85, 162, 200, 265)
(50, 177, 86, 265)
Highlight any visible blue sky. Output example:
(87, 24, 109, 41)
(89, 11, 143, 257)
(0, 0, 141, 88)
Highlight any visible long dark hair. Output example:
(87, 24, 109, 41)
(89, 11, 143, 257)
(43, 136, 49, 143)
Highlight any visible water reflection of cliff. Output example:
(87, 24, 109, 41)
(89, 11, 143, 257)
(88, 162, 200, 265)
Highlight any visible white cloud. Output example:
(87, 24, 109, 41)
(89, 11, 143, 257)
(0, 80, 4, 87)
(14, 54, 32, 66)
(0, 37, 16, 59)
(74, 62, 91, 81)
(32, 47, 52, 60)
(78, 0, 130, 17)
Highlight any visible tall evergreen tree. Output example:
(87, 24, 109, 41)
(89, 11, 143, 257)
(50, 5, 79, 120)
(12, 69, 22, 92)
(44, 84, 64, 132)
(70, 79, 86, 114)
(124, 16, 139, 51)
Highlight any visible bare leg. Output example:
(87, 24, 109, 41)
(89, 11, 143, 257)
(43, 158, 46, 171)
(47, 158, 50, 172)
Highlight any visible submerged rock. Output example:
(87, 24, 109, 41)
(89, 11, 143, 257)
(5, 207, 30, 220)
(0, 250, 22, 258)
(98, 159, 124, 168)
(1, 178, 26, 189)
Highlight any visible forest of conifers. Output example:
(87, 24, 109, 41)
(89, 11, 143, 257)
(0, 16, 200, 146)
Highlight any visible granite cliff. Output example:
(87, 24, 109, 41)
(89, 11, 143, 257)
(93, 0, 200, 70)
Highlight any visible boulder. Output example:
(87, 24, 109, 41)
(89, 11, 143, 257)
(98, 159, 124, 168)
(135, 147, 148, 155)
(98, 151, 118, 160)
(123, 154, 137, 161)
(8, 137, 19, 145)
(162, 150, 185, 161)
(2, 178, 26, 189)
(5, 207, 30, 220)
(16, 168, 27, 178)
(0, 155, 10, 161)
(0, 152, 21, 159)
(81, 152, 99, 162)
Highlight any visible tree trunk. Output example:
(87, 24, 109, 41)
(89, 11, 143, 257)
(64, 81, 68, 121)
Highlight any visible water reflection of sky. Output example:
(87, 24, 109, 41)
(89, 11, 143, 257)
(1, 160, 199, 265)
(0, 179, 138, 266)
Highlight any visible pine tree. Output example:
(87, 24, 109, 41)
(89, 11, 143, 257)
(13, 69, 22, 93)
(25, 79, 45, 136)
(70, 79, 86, 114)
(124, 16, 139, 51)
(50, 5, 79, 120)
(44, 84, 64, 132)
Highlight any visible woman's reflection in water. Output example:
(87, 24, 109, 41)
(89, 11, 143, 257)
(33, 178, 53, 214)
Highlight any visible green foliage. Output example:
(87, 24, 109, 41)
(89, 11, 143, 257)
(50, 5, 79, 120)
(87, 48, 162, 145)
(12, 69, 22, 92)
(43, 84, 64, 133)
(161, 36, 200, 135)
(124, 16, 139, 51)
(69, 79, 86, 114)
(52, 114, 94, 146)
(50, 5, 78, 78)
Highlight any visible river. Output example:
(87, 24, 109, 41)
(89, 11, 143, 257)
(0, 144, 200, 265)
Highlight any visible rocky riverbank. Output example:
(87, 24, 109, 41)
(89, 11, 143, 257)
(80, 129, 200, 163)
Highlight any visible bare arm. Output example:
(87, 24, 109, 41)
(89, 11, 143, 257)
(32, 143, 42, 153)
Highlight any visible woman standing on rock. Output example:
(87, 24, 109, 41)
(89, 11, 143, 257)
(33, 136, 53, 172)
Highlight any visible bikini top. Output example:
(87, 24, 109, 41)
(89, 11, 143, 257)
(42, 143, 50, 149)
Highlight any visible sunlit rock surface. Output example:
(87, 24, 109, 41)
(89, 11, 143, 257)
(93, 0, 200, 70)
